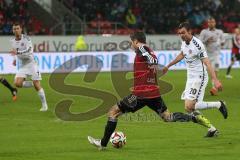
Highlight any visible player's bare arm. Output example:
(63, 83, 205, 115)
(163, 51, 184, 74)
(202, 57, 222, 91)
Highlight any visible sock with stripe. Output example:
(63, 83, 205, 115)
(195, 101, 221, 110)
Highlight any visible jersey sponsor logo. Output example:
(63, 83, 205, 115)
(147, 78, 156, 83)
(185, 60, 193, 63)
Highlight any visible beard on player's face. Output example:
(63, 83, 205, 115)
(180, 33, 188, 41)
(178, 28, 192, 42)
(181, 33, 192, 43)
(179, 28, 192, 42)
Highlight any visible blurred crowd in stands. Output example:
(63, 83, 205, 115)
(62, 0, 240, 34)
(0, 0, 48, 35)
(0, 0, 239, 35)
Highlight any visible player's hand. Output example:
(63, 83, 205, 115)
(12, 60, 16, 66)
(162, 66, 169, 75)
(213, 79, 223, 91)
(10, 49, 17, 56)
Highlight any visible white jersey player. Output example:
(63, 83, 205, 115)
(10, 23, 48, 111)
(199, 17, 225, 95)
(163, 22, 228, 137)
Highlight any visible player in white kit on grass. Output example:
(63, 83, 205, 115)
(199, 17, 225, 95)
(163, 22, 228, 137)
(10, 23, 48, 111)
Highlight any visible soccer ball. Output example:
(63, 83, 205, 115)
(110, 131, 126, 148)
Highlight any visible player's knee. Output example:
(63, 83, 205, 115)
(160, 111, 172, 122)
(33, 81, 41, 91)
(107, 105, 121, 119)
(185, 100, 196, 113)
(34, 85, 41, 91)
(14, 81, 22, 88)
(162, 116, 172, 122)
(185, 104, 194, 113)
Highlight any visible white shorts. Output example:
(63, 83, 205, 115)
(208, 52, 220, 71)
(15, 62, 42, 81)
(181, 74, 208, 102)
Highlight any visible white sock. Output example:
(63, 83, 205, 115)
(195, 101, 221, 110)
(208, 125, 216, 131)
(38, 88, 48, 107)
(22, 81, 33, 88)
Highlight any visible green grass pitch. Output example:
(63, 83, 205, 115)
(0, 69, 239, 160)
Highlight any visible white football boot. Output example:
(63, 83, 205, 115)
(88, 136, 106, 150)
(40, 105, 48, 112)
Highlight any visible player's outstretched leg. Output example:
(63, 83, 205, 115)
(0, 77, 18, 101)
(33, 80, 48, 111)
(195, 101, 228, 119)
(146, 96, 195, 122)
(155, 110, 193, 122)
(88, 105, 122, 150)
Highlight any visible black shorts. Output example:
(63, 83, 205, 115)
(117, 94, 167, 114)
(231, 54, 240, 61)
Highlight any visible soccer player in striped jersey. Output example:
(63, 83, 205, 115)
(163, 22, 228, 137)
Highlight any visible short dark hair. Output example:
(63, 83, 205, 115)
(130, 31, 146, 43)
(178, 22, 191, 31)
(13, 22, 21, 27)
(208, 17, 215, 21)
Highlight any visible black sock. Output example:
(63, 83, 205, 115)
(226, 65, 232, 75)
(101, 117, 118, 147)
(172, 112, 192, 122)
(0, 78, 15, 92)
